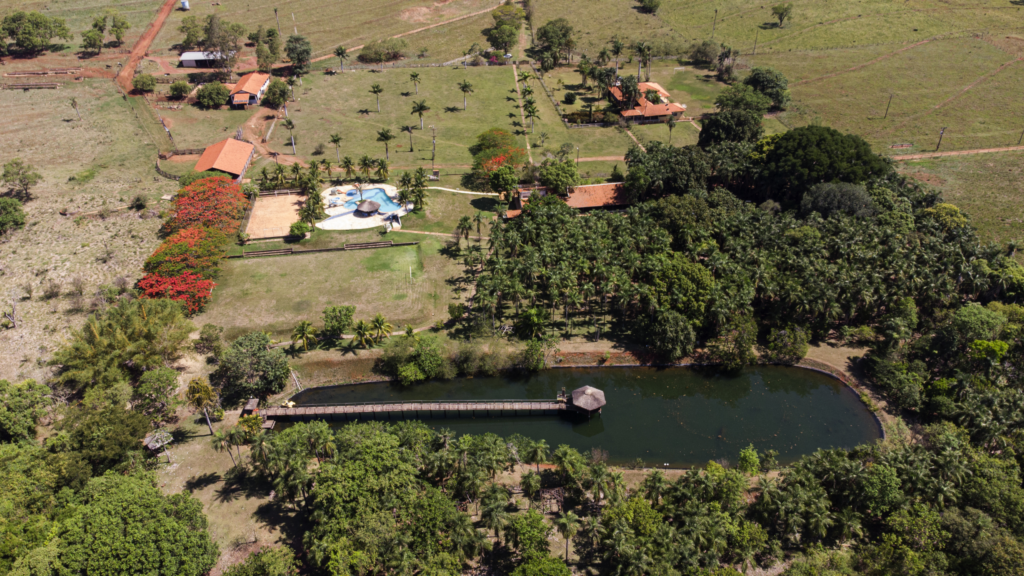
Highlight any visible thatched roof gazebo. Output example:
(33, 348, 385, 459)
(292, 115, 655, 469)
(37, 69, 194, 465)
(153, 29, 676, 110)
(355, 200, 381, 215)
(569, 385, 606, 416)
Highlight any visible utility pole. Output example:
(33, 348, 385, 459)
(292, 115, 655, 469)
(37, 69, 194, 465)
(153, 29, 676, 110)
(935, 127, 947, 151)
(883, 94, 893, 119)
(712, 9, 718, 39)
(430, 125, 436, 171)
(292, 13, 297, 35)
(752, 29, 759, 56)
(575, 146, 580, 165)
(274, 8, 281, 36)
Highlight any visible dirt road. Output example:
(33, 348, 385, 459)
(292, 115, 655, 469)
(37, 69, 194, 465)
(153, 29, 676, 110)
(116, 0, 178, 92)
(892, 144, 1024, 161)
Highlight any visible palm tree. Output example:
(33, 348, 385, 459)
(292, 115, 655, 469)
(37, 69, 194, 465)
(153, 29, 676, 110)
(371, 313, 393, 340)
(273, 163, 287, 187)
(401, 125, 415, 152)
(333, 45, 348, 72)
(609, 38, 624, 76)
(411, 100, 430, 129)
(521, 471, 541, 509)
(473, 211, 484, 240)
(353, 320, 374, 348)
(409, 71, 420, 94)
(480, 503, 509, 540)
(341, 156, 355, 180)
(458, 80, 473, 110)
(228, 426, 247, 462)
(667, 117, 677, 144)
(370, 83, 384, 113)
(553, 511, 580, 561)
(248, 429, 274, 473)
(282, 118, 296, 154)
(70, 97, 81, 121)
(358, 155, 375, 180)
(292, 320, 318, 351)
(524, 103, 539, 133)
(375, 158, 389, 181)
(457, 216, 473, 248)
(329, 133, 343, 162)
(377, 128, 396, 160)
(525, 439, 549, 472)
(211, 430, 236, 466)
(185, 377, 217, 435)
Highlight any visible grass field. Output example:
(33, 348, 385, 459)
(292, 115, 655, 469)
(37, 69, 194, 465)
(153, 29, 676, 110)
(283, 65, 526, 165)
(198, 231, 470, 340)
(0, 79, 179, 382)
(898, 154, 1024, 254)
(147, 0, 497, 65)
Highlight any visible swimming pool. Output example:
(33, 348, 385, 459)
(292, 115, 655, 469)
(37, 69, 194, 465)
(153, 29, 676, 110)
(340, 188, 403, 212)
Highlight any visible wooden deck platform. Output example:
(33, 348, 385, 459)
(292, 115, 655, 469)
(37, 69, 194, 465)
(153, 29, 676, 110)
(262, 400, 566, 422)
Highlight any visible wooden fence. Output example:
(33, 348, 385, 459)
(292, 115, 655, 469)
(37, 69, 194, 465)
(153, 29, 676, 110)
(154, 157, 180, 181)
(228, 240, 419, 259)
(4, 68, 81, 77)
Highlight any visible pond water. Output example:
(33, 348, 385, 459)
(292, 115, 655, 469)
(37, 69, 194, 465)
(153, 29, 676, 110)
(289, 366, 882, 468)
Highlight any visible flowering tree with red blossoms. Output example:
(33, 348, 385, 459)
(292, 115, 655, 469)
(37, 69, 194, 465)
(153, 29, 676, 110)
(138, 272, 215, 315)
(145, 227, 228, 279)
(163, 177, 249, 235)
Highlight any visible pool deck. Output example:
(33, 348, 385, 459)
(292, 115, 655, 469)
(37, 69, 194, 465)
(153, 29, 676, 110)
(316, 184, 412, 231)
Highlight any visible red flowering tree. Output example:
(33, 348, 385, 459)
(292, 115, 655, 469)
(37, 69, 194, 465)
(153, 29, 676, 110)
(145, 227, 228, 279)
(164, 176, 249, 235)
(137, 272, 215, 315)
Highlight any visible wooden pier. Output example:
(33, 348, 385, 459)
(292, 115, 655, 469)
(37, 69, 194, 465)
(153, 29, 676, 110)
(262, 400, 566, 423)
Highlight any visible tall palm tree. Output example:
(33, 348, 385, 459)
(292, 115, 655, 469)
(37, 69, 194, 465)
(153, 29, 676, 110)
(553, 512, 580, 561)
(353, 320, 374, 348)
(521, 471, 541, 508)
(370, 83, 384, 112)
(401, 125, 415, 152)
(282, 118, 296, 154)
(377, 128, 396, 160)
(524, 103, 539, 133)
(371, 313, 393, 340)
(329, 133, 343, 162)
(458, 80, 474, 110)
(409, 71, 420, 94)
(211, 430, 236, 466)
(633, 41, 650, 80)
(228, 426, 247, 461)
(341, 156, 355, 179)
(292, 320, 318, 351)
(609, 38, 624, 76)
(185, 377, 217, 435)
(273, 163, 287, 187)
(358, 155, 375, 180)
(375, 158, 390, 181)
(666, 117, 677, 144)
(411, 100, 430, 129)
(333, 45, 348, 72)
(473, 211, 484, 240)
(70, 97, 81, 121)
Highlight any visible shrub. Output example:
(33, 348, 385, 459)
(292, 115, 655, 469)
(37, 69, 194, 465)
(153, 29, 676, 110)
(177, 170, 224, 187)
(322, 305, 356, 341)
(289, 221, 310, 236)
(130, 194, 148, 210)
(0, 197, 26, 234)
(164, 177, 249, 235)
(212, 331, 290, 402)
(196, 81, 230, 109)
(759, 325, 809, 364)
(132, 74, 156, 92)
(358, 38, 407, 65)
(144, 226, 228, 279)
(563, 91, 576, 104)
(169, 80, 191, 99)
(137, 272, 215, 315)
(743, 66, 790, 109)
(195, 323, 223, 356)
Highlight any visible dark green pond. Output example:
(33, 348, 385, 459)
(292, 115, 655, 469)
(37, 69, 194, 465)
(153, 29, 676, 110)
(290, 366, 882, 468)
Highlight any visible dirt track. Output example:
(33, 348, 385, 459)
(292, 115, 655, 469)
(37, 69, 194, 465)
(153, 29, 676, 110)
(892, 144, 1024, 161)
(116, 0, 178, 93)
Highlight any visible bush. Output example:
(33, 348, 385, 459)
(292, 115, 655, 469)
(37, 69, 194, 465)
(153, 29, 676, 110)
(706, 316, 757, 371)
(195, 323, 224, 356)
(800, 182, 875, 218)
(137, 271, 216, 315)
(144, 226, 228, 279)
(743, 67, 790, 110)
(132, 74, 156, 92)
(563, 91, 576, 104)
(130, 194, 148, 210)
(169, 80, 191, 99)
(212, 331, 290, 402)
(178, 170, 225, 187)
(289, 221, 310, 236)
(639, 0, 661, 14)
(196, 82, 230, 109)
(223, 546, 296, 576)
(688, 40, 722, 69)
(322, 305, 355, 341)
(0, 197, 26, 234)
(759, 325, 809, 364)
(358, 38, 407, 65)
(261, 78, 289, 108)
(165, 177, 249, 235)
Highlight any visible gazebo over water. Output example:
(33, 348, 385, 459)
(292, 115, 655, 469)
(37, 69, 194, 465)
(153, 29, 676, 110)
(568, 385, 606, 416)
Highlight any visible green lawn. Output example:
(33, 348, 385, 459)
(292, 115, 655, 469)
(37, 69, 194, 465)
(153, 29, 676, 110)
(400, 190, 500, 234)
(200, 232, 466, 341)
(897, 154, 1024, 256)
(158, 104, 254, 150)
(286, 65, 526, 167)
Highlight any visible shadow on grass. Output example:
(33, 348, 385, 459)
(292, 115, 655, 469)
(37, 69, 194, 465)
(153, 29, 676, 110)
(470, 197, 499, 212)
(185, 472, 222, 493)
(173, 424, 204, 443)
(444, 106, 462, 113)
(254, 498, 312, 544)
(215, 466, 271, 504)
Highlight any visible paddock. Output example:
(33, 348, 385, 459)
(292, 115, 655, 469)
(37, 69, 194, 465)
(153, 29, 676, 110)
(245, 193, 303, 239)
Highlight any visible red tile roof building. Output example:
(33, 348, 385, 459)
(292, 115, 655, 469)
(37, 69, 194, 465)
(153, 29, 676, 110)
(507, 183, 629, 217)
(194, 138, 256, 179)
(609, 81, 687, 123)
(228, 72, 271, 107)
